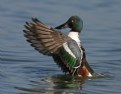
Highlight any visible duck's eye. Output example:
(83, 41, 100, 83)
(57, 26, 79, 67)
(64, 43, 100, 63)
(71, 20, 74, 23)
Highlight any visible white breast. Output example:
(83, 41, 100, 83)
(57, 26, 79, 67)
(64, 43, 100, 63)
(68, 32, 81, 47)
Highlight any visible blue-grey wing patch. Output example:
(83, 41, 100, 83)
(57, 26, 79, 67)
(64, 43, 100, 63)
(66, 39, 83, 68)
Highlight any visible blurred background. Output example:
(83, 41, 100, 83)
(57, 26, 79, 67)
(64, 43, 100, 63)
(0, 0, 121, 94)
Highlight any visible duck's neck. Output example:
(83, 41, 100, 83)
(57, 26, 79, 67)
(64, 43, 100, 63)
(68, 31, 81, 47)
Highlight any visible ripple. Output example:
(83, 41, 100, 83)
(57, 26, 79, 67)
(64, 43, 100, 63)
(0, 0, 121, 94)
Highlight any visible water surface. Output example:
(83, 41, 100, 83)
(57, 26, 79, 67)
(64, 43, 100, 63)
(0, 0, 121, 94)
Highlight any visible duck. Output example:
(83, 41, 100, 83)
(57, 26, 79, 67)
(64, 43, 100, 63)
(23, 16, 94, 78)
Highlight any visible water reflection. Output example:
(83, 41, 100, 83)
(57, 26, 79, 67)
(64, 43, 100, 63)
(15, 73, 107, 94)
(15, 74, 87, 94)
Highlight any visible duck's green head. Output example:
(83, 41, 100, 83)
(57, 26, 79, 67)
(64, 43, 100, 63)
(55, 16, 83, 33)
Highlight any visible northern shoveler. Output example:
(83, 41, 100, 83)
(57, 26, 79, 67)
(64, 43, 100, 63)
(23, 16, 94, 78)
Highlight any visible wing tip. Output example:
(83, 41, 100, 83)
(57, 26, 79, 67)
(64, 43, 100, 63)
(23, 30, 27, 33)
(32, 17, 40, 22)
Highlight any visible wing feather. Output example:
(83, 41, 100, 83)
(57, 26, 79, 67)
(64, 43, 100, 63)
(23, 18, 70, 55)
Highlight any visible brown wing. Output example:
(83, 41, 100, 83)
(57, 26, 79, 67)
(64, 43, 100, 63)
(23, 18, 70, 56)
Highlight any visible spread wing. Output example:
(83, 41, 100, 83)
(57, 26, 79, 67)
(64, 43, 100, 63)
(23, 18, 83, 75)
(23, 18, 70, 56)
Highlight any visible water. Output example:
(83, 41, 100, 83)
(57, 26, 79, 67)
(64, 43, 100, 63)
(0, 0, 121, 94)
